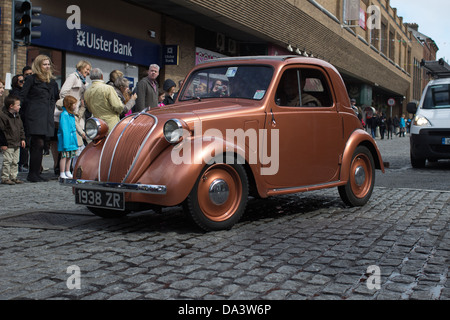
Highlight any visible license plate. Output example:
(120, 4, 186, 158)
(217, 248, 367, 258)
(443, 138, 450, 145)
(75, 189, 125, 211)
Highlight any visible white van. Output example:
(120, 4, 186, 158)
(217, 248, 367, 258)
(407, 59, 450, 168)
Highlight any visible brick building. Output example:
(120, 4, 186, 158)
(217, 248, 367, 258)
(0, 0, 438, 116)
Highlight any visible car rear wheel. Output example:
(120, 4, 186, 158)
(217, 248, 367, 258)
(338, 146, 375, 207)
(183, 162, 248, 231)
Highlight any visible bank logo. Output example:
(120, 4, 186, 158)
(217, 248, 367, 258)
(77, 30, 86, 47)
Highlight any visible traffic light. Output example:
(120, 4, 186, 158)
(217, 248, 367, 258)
(12, 0, 31, 43)
(30, 5, 42, 42)
(12, 1, 42, 45)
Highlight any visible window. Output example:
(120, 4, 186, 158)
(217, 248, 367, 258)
(275, 68, 333, 107)
(423, 84, 450, 109)
(180, 65, 273, 101)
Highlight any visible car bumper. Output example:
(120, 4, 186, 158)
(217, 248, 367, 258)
(60, 178, 167, 195)
(410, 131, 450, 160)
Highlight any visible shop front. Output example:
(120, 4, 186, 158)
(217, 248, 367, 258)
(30, 14, 161, 90)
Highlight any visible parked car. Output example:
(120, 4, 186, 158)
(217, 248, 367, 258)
(407, 59, 450, 168)
(63, 56, 384, 231)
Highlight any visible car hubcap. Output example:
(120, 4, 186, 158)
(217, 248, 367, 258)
(350, 154, 372, 199)
(209, 179, 230, 205)
(197, 164, 242, 222)
(354, 166, 366, 186)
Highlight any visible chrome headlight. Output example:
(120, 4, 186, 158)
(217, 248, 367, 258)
(164, 119, 187, 144)
(85, 117, 108, 140)
(413, 115, 431, 127)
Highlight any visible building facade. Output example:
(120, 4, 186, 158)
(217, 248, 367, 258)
(0, 0, 438, 116)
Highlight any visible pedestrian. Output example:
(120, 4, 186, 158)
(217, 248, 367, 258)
(22, 66, 33, 79)
(158, 90, 166, 107)
(370, 111, 379, 139)
(57, 96, 78, 180)
(83, 68, 124, 133)
(19, 68, 33, 172)
(393, 115, 400, 136)
(163, 79, 176, 105)
(0, 79, 4, 106)
(379, 112, 387, 140)
(20, 55, 58, 183)
(387, 117, 394, 139)
(59, 60, 91, 169)
(112, 76, 137, 118)
(399, 114, 406, 137)
(107, 70, 123, 86)
(0, 95, 26, 185)
(9, 74, 25, 97)
(135, 64, 160, 111)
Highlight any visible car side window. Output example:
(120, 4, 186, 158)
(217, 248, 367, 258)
(275, 68, 333, 107)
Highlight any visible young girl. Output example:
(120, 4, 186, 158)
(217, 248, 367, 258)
(57, 95, 79, 179)
(158, 90, 166, 107)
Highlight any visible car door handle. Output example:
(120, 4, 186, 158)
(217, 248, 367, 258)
(270, 109, 277, 127)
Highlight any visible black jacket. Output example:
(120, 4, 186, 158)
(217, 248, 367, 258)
(0, 106, 25, 148)
(20, 74, 58, 137)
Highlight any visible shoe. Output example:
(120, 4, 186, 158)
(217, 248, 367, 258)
(11, 179, 24, 184)
(19, 165, 29, 173)
(60, 172, 68, 179)
(2, 179, 16, 185)
(65, 171, 73, 179)
(27, 175, 48, 183)
(27, 175, 40, 183)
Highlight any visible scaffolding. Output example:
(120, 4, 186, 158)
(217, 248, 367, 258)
(421, 58, 450, 79)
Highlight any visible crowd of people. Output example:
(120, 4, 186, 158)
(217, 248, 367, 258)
(351, 99, 411, 140)
(0, 56, 178, 185)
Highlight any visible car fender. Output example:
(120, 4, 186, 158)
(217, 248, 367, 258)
(340, 129, 385, 182)
(133, 135, 264, 206)
(73, 139, 105, 180)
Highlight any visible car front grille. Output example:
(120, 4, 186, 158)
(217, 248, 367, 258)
(99, 113, 157, 183)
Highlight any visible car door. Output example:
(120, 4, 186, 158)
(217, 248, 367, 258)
(262, 65, 343, 188)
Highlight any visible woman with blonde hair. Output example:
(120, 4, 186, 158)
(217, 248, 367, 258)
(58, 59, 91, 171)
(20, 54, 59, 182)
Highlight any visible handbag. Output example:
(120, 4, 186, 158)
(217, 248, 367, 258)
(54, 98, 64, 122)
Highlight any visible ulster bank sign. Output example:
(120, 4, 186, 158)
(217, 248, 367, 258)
(32, 14, 160, 66)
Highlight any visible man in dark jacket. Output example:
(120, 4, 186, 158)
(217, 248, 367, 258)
(135, 64, 160, 112)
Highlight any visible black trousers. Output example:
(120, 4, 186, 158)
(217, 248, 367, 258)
(28, 135, 45, 178)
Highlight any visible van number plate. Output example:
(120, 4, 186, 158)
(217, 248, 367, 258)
(75, 189, 125, 210)
(443, 138, 450, 145)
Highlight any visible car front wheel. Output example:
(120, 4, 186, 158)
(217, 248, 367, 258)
(183, 162, 249, 231)
(338, 146, 375, 207)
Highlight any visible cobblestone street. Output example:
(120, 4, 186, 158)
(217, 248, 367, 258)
(0, 137, 449, 300)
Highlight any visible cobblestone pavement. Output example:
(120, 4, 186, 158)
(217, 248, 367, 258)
(0, 137, 448, 300)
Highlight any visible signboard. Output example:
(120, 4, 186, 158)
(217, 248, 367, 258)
(359, 8, 367, 30)
(195, 47, 226, 65)
(388, 98, 396, 106)
(163, 45, 179, 65)
(31, 14, 161, 66)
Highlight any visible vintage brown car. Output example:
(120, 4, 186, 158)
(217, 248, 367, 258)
(64, 56, 384, 231)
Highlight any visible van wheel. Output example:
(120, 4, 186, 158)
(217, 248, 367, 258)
(339, 146, 375, 207)
(410, 153, 426, 168)
(183, 163, 248, 231)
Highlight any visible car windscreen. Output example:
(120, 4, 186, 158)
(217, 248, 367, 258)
(179, 65, 274, 101)
(423, 84, 450, 109)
